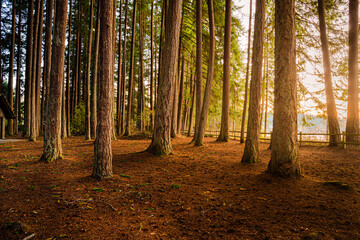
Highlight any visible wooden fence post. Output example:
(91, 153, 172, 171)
(342, 131, 346, 149)
(299, 132, 302, 146)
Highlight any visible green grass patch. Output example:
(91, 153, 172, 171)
(171, 184, 181, 189)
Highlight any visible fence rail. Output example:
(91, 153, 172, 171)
(182, 130, 360, 148)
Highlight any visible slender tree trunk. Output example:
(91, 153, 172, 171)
(188, 74, 195, 136)
(242, 0, 265, 163)
(139, 0, 145, 132)
(240, 0, 253, 144)
(72, 4, 82, 116)
(217, 0, 232, 141)
(92, 0, 114, 179)
(8, 0, 16, 136)
(264, 58, 269, 133)
(36, 0, 44, 135)
(30, 0, 40, 141)
(267, 0, 300, 178)
(116, 0, 123, 135)
(44, 0, 53, 143)
(66, 0, 72, 137)
(120, 0, 129, 135)
(150, 1, 154, 130)
(147, 0, 183, 155)
(177, 54, 185, 134)
(91, 0, 100, 139)
(85, 0, 95, 140)
(124, 0, 137, 136)
(192, 0, 203, 142)
(41, 0, 68, 162)
(194, 0, 215, 146)
(14, 4, 21, 135)
(346, 0, 359, 143)
(317, 0, 341, 146)
(24, 0, 34, 137)
(171, 10, 183, 138)
(111, 0, 116, 140)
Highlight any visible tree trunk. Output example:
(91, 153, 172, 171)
(111, 0, 116, 140)
(85, 0, 95, 140)
(147, 0, 183, 155)
(43, 0, 53, 143)
(14, 2, 21, 135)
(41, 0, 68, 162)
(346, 0, 359, 143)
(188, 74, 195, 137)
(194, 0, 215, 146)
(91, 0, 100, 139)
(192, 0, 203, 143)
(240, 0, 253, 144)
(124, 0, 137, 136)
(120, 0, 129, 135)
(24, 0, 34, 137)
(177, 54, 185, 134)
(317, 0, 341, 146)
(138, 0, 145, 132)
(217, 0, 232, 142)
(92, 0, 114, 179)
(267, 0, 300, 178)
(150, 1, 154, 130)
(30, 0, 40, 141)
(116, 0, 123, 135)
(8, 0, 16, 136)
(242, 0, 265, 163)
(66, 0, 72, 137)
(36, 0, 44, 135)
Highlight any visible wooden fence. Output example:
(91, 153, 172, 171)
(182, 130, 360, 148)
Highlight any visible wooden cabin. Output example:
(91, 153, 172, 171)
(0, 94, 16, 139)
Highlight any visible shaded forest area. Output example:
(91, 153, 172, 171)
(0, 0, 360, 238)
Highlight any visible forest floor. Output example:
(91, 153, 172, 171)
(0, 135, 360, 240)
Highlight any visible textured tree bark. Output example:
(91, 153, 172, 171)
(116, 0, 123, 136)
(30, 0, 40, 141)
(120, 0, 129, 136)
(242, 0, 265, 163)
(36, 0, 44, 135)
(124, 0, 137, 136)
(85, 0, 95, 140)
(91, 0, 100, 139)
(194, 0, 215, 146)
(41, 0, 68, 162)
(240, 0, 253, 144)
(346, 0, 359, 143)
(217, 0, 232, 142)
(43, 0, 53, 143)
(192, 0, 203, 143)
(92, 0, 114, 179)
(24, 0, 34, 137)
(14, 0, 21, 135)
(8, 0, 16, 135)
(147, 0, 183, 155)
(317, 0, 341, 146)
(267, 0, 300, 178)
(66, 0, 72, 137)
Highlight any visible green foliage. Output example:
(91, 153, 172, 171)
(71, 102, 85, 136)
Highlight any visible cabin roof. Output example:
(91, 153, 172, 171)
(0, 94, 16, 119)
